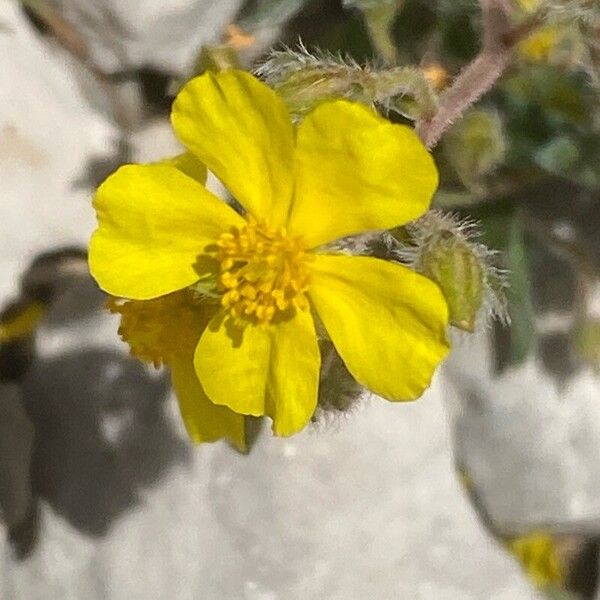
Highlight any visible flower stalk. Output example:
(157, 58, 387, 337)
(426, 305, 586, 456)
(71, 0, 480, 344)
(417, 0, 517, 148)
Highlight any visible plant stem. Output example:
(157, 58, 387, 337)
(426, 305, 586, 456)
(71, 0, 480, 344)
(21, 0, 91, 69)
(416, 0, 546, 149)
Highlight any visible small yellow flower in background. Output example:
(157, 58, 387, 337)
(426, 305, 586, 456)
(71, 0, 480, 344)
(517, 0, 541, 12)
(0, 301, 45, 343)
(519, 25, 563, 62)
(506, 531, 564, 589)
(516, 0, 569, 63)
(89, 70, 449, 446)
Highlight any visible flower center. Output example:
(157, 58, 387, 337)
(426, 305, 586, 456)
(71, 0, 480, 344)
(108, 290, 208, 367)
(215, 218, 311, 324)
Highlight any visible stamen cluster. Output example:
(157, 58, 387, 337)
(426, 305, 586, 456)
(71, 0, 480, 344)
(215, 219, 311, 324)
(108, 290, 205, 367)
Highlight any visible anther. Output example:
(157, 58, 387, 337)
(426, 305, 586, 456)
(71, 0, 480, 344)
(213, 220, 310, 324)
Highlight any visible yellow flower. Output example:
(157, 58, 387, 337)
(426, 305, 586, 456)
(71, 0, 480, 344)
(515, 0, 568, 63)
(517, 0, 541, 11)
(506, 531, 564, 589)
(518, 25, 563, 61)
(89, 70, 449, 445)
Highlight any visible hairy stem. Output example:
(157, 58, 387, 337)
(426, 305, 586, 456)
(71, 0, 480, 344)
(416, 0, 545, 149)
(417, 51, 511, 149)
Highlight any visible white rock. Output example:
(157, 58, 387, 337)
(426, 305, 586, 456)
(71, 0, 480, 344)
(0, 2, 117, 301)
(445, 329, 600, 534)
(53, 0, 245, 74)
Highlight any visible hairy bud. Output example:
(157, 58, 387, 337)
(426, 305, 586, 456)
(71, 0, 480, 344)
(398, 211, 509, 332)
(255, 44, 437, 120)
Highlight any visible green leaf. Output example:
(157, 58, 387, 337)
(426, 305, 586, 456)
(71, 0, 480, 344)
(534, 135, 580, 176)
(344, 0, 404, 63)
(482, 210, 536, 371)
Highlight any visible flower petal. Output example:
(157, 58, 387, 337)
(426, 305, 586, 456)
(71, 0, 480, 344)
(171, 70, 295, 227)
(160, 152, 207, 184)
(170, 351, 245, 450)
(309, 254, 449, 400)
(194, 309, 320, 436)
(288, 101, 438, 248)
(266, 309, 321, 436)
(89, 163, 244, 300)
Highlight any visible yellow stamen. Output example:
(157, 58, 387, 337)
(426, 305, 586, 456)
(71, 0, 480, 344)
(214, 218, 311, 325)
(107, 289, 211, 367)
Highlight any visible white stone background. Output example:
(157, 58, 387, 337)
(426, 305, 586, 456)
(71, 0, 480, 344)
(0, 1, 568, 597)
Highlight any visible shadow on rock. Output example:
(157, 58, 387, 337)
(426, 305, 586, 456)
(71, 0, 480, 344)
(21, 349, 190, 536)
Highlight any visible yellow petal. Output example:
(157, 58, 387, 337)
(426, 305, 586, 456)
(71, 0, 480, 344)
(159, 152, 207, 184)
(266, 309, 321, 436)
(170, 350, 245, 450)
(309, 254, 449, 400)
(194, 309, 320, 436)
(171, 70, 295, 227)
(288, 101, 438, 248)
(89, 163, 244, 300)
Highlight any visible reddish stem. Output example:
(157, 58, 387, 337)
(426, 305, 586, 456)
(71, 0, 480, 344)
(416, 0, 542, 149)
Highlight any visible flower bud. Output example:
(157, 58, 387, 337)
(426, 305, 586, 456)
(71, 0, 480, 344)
(255, 45, 437, 121)
(399, 211, 508, 332)
(420, 231, 484, 332)
(443, 109, 506, 193)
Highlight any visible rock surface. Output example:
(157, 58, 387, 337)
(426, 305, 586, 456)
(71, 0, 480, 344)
(52, 0, 245, 74)
(446, 327, 600, 536)
(0, 3, 116, 301)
